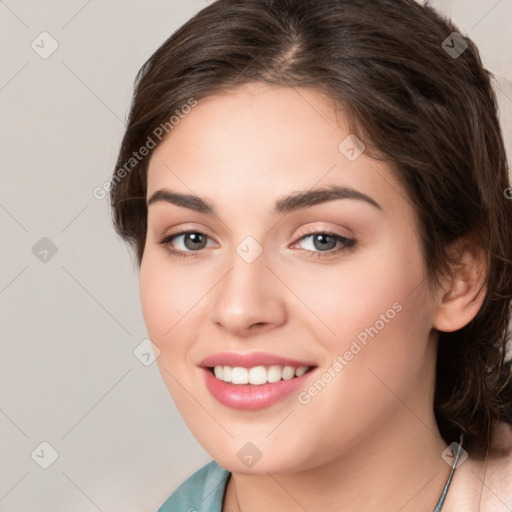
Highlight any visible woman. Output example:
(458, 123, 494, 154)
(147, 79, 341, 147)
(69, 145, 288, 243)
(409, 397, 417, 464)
(109, 0, 512, 510)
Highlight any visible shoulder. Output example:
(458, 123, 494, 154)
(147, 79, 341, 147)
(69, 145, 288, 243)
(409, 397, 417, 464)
(156, 459, 231, 512)
(479, 421, 512, 507)
(444, 421, 512, 511)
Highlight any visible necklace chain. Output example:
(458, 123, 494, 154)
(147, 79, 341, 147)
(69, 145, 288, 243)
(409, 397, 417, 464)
(231, 434, 465, 512)
(233, 476, 241, 512)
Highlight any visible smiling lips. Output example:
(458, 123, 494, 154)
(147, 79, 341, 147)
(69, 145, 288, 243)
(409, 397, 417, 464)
(199, 351, 317, 410)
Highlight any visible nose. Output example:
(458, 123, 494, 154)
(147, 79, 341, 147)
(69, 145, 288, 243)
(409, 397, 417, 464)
(210, 243, 287, 336)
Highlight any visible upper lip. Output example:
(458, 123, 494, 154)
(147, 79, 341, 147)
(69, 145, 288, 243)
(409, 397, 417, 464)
(199, 351, 316, 368)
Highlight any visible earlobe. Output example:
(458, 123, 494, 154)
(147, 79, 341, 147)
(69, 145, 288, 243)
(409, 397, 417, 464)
(432, 237, 487, 333)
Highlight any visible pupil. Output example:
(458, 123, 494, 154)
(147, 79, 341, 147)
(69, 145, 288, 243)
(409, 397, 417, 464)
(314, 234, 336, 251)
(185, 233, 206, 250)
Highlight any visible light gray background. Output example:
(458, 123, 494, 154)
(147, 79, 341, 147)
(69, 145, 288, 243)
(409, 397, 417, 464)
(1, 1, 511, 511)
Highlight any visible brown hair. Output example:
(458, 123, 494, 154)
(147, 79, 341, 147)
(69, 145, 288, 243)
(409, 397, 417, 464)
(110, 0, 512, 458)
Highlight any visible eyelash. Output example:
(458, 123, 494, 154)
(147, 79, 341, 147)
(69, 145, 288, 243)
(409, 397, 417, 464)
(157, 229, 356, 259)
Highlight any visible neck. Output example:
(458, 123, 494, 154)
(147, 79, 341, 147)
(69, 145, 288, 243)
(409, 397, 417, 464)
(225, 393, 451, 512)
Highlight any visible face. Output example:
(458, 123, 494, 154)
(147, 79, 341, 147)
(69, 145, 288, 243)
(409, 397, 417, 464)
(140, 82, 440, 474)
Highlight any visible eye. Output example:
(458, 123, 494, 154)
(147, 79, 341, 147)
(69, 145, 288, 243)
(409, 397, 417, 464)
(157, 231, 216, 257)
(291, 231, 356, 257)
(157, 229, 356, 259)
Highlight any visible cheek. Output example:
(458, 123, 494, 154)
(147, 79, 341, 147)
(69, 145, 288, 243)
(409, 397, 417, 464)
(139, 254, 213, 431)
(139, 250, 210, 378)
(320, 243, 432, 399)
(301, 237, 425, 347)
(139, 262, 170, 341)
(139, 252, 187, 350)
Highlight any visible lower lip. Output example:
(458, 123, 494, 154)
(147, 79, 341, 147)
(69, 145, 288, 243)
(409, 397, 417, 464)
(201, 367, 316, 411)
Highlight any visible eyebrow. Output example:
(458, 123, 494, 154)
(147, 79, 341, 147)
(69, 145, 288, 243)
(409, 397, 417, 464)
(146, 184, 382, 215)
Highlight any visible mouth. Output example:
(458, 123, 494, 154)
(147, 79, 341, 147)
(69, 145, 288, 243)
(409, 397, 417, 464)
(199, 353, 318, 410)
(207, 364, 315, 385)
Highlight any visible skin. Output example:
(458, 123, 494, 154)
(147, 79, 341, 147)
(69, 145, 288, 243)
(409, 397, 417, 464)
(139, 82, 486, 511)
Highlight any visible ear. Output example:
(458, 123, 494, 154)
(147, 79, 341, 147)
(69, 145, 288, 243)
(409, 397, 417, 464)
(432, 236, 487, 333)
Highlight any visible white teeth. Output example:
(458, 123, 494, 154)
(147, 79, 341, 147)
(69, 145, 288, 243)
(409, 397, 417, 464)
(295, 366, 308, 377)
(267, 365, 282, 383)
(223, 366, 232, 383)
(230, 367, 249, 385)
(282, 366, 296, 380)
(212, 365, 310, 385)
(248, 366, 267, 385)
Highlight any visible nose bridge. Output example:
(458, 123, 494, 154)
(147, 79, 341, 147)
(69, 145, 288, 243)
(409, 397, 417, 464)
(218, 236, 269, 309)
(210, 235, 285, 332)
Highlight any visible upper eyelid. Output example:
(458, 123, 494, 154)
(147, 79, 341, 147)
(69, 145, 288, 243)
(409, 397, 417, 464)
(161, 224, 217, 240)
(293, 224, 353, 239)
(161, 220, 352, 238)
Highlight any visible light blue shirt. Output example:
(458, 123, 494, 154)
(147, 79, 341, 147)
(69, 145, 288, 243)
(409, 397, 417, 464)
(157, 460, 231, 512)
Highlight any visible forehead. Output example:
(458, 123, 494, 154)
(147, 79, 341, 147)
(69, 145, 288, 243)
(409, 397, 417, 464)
(145, 83, 409, 219)
(149, 83, 342, 166)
